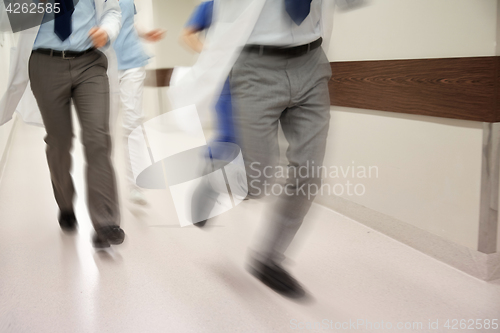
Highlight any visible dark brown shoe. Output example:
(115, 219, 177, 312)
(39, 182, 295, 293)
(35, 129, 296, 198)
(58, 211, 77, 232)
(194, 219, 208, 227)
(92, 226, 125, 248)
(247, 258, 305, 299)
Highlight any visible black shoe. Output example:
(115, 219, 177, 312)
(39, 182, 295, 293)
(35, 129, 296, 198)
(58, 211, 77, 232)
(92, 225, 125, 248)
(194, 219, 208, 228)
(247, 259, 305, 299)
(92, 233, 110, 248)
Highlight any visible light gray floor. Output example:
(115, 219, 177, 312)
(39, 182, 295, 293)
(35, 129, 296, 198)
(1, 120, 499, 333)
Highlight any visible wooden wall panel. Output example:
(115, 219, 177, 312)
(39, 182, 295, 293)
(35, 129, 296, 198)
(495, 57, 500, 122)
(145, 68, 173, 88)
(145, 56, 500, 122)
(329, 57, 499, 122)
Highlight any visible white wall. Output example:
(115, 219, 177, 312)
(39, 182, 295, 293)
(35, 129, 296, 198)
(329, 0, 497, 61)
(150, 0, 200, 69)
(323, 0, 497, 250)
(0, 32, 16, 175)
(320, 109, 483, 249)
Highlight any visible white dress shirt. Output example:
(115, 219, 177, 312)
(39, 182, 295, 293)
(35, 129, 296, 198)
(33, 0, 98, 51)
(247, 0, 323, 46)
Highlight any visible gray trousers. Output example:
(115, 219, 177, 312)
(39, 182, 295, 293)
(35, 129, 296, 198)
(29, 50, 120, 229)
(230, 46, 332, 263)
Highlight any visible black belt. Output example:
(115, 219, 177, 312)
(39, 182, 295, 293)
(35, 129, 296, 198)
(33, 48, 95, 59)
(243, 37, 322, 57)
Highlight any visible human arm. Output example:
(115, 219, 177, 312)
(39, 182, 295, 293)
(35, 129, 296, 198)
(90, 0, 122, 48)
(180, 26, 204, 53)
(179, 1, 213, 53)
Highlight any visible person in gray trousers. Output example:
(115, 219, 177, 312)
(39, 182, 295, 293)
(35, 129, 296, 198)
(28, 0, 125, 248)
(230, 0, 332, 298)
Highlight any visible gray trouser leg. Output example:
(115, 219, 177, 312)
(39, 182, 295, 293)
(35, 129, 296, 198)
(29, 52, 74, 212)
(231, 47, 332, 263)
(29, 50, 120, 229)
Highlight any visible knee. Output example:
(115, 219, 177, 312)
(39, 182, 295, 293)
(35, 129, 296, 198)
(81, 130, 111, 156)
(44, 134, 73, 152)
(288, 164, 323, 188)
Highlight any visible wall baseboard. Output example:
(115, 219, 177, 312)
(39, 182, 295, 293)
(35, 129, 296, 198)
(315, 195, 500, 281)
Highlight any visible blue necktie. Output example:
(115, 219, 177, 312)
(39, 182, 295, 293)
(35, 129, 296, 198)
(285, 0, 312, 26)
(54, 0, 75, 41)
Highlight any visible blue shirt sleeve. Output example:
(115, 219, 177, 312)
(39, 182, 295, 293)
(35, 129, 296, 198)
(185, 1, 214, 31)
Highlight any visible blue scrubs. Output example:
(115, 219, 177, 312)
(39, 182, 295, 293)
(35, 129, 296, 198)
(186, 1, 237, 144)
(113, 0, 150, 70)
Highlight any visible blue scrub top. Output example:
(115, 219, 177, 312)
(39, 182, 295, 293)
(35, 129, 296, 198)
(113, 0, 150, 70)
(186, 1, 213, 31)
(186, 0, 236, 144)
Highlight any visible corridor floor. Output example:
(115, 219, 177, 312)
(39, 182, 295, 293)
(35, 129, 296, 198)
(0, 120, 499, 333)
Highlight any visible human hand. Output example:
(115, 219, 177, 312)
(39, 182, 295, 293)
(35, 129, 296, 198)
(89, 27, 109, 48)
(143, 29, 166, 42)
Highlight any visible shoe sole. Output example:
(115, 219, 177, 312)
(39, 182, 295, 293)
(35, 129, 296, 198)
(93, 242, 110, 249)
(108, 237, 125, 245)
(246, 264, 306, 299)
(60, 225, 78, 233)
(194, 220, 208, 227)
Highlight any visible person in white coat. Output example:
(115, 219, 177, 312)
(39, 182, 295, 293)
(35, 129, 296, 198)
(0, 0, 125, 249)
(169, 0, 364, 298)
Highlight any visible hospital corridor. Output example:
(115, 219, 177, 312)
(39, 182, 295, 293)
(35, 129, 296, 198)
(1, 0, 500, 332)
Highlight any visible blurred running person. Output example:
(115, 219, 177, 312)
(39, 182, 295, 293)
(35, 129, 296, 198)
(113, 0, 165, 205)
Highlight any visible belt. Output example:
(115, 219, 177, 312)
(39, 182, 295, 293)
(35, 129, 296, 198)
(243, 37, 322, 57)
(33, 48, 95, 59)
